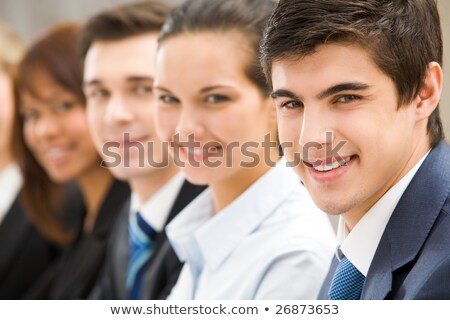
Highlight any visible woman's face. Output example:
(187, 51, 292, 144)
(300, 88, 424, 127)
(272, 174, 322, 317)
(20, 69, 100, 183)
(154, 32, 276, 187)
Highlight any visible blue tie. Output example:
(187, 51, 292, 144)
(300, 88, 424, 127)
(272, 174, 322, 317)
(127, 211, 157, 299)
(328, 256, 365, 300)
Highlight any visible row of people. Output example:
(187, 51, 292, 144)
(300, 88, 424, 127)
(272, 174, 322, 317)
(0, 0, 449, 300)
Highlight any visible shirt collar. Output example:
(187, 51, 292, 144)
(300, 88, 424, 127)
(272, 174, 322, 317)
(337, 150, 430, 276)
(166, 158, 300, 271)
(130, 172, 184, 232)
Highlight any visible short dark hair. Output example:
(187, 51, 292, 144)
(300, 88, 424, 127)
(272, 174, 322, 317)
(79, 0, 171, 59)
(159, 0, 277, 96)
(260, 0, 444, 147)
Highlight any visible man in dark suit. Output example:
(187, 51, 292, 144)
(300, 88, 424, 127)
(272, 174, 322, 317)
(261, 0, 450, 299)
(92, 182, 203, 299)
(80, 1, 205, 299)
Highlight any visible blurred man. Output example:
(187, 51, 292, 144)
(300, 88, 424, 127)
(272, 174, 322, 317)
(81, 1, 205, 299)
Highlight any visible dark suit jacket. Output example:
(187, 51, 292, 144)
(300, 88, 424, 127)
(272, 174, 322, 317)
(25, 179, 130, 299)
(0, 197, 59, 299)
(91, 180, 205, 300)
(319, 140, 450, 299)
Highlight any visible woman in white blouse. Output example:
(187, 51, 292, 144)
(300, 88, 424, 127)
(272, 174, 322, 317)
(153, 0, 335, 299)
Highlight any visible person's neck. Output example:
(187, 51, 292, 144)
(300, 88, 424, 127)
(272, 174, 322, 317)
(77, 165, 114, 233)
(211, 148, 279, 213)
(343, 135, 431, 231)
(129, 162, 179, 205)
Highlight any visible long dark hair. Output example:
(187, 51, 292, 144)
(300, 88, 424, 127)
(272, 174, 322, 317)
(13, 23, 85, 244)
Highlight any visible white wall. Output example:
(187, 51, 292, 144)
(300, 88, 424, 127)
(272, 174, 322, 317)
(0, 0, 184, 43)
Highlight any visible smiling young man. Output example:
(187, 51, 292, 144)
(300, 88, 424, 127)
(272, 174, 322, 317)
(261, 0, 450, 299)
(80, 1, 205, 299)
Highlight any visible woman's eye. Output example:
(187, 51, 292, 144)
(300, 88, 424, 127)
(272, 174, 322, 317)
(158, 95, 179, 104)
(55, 101, 75, 112)
(205, 94, 229, 104)
(22, 109, 39, 121)
(336, 95, 361, 103)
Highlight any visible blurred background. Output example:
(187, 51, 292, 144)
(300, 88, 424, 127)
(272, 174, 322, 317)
(0, 0, 449, 139)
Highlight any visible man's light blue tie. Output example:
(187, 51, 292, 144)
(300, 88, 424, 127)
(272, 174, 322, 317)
(127, 211, 157, 300)
(328, 256, 365, 300)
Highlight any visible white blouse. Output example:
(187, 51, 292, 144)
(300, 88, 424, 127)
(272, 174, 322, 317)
(166, 158, 335, 299)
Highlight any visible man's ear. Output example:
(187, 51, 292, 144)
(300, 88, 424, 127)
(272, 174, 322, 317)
(415, 62, 443, 121)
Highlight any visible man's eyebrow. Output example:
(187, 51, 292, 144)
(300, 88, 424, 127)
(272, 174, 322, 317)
(271, 89, 299, 100)
(83, 76, 154, 89)
(271, 83, 371, 101)
(126, 76, 154, 83)
(83, 79, 101, 89)
(317, 82, 370, 100)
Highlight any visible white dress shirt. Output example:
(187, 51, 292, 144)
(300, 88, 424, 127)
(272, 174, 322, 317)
(337, 151, 431, 276)
(130, 173, 185, 231)
(166, 158, 335, 299)
(0, 163, 22, 224)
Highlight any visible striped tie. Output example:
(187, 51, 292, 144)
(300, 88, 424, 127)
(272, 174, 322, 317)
(127, 211, 157, 299)
(328, 256, 365, 300)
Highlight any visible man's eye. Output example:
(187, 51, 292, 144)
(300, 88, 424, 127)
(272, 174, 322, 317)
(280, 100, 303, 109)
(135, 85, 153, 95)
(89, 89, 109, 100)
(336, 95, 361, 103)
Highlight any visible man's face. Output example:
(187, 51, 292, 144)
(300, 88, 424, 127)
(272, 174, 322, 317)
(272, 44, 427, 227)
(83, 33, 167, 180)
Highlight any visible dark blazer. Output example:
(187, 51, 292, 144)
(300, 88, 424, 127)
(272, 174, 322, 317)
(25, 179, 130, 299)
(91, 180, 205, 300)
(0, 197, 59, 299)
(319, 140, 450, 299)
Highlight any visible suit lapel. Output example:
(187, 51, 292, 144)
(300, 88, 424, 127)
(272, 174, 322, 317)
(361, 237, 393, 299)
(317, 257, 339, 299)
(140, 181, 206, 299)
(362, 141, 450, 299)
(111, 199, 131, 300)
(151, 181, 206, 255)
(165, 181, 206, 224)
